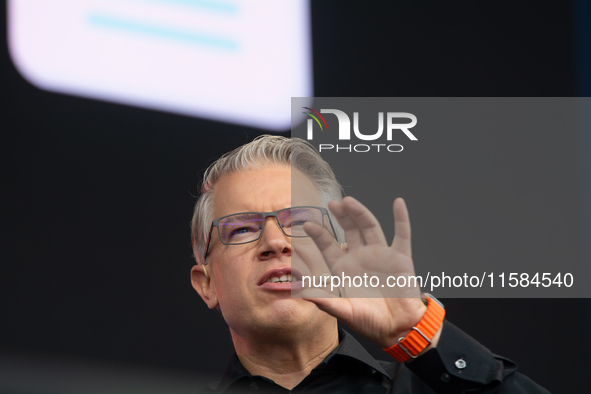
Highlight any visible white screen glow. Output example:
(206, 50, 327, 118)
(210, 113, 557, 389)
(9, 0, 312, 130)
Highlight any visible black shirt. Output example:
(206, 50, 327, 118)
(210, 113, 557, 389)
(200, 321, 550, 393)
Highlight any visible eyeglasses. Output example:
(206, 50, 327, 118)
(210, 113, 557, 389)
(203, 206, 339, 263)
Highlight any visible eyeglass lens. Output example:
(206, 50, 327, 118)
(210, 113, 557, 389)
(218, 208, 324, 244)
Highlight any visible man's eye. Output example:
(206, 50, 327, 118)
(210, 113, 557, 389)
(230, 226, 258, 236)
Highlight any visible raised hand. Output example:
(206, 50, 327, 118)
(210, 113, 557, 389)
(299, 197, 430, 349)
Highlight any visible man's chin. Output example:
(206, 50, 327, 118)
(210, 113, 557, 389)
(258, 298, 324, 330)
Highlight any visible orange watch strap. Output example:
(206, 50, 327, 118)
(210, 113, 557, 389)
(383, 296, 446, 362)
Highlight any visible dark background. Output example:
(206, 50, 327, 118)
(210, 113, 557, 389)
(1, 0, 589, 392)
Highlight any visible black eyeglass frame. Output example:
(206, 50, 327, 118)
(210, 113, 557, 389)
(203, 206, 339, 264)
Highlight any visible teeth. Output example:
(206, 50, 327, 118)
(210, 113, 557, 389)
(266, 273, 293, 283)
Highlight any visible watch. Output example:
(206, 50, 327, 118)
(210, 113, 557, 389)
(383, 293, 445, 362)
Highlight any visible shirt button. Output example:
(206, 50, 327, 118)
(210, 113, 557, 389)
(455, 358, 467, 369)
(440, 373, 451, 383)
(249, 382, 259, 390)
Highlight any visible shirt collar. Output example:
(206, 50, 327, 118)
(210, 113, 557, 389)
(215, 329, 390, 392)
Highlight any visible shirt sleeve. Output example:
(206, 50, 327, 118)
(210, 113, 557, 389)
(404, 321, 551, 394)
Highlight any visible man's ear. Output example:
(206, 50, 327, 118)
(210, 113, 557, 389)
(191, 264, 219, 310)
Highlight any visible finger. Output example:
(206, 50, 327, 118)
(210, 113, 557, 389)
(392, 198, 412, 258)
(303, 221, 344, 270)
(342, 196, 387, 246)
(328, 200, 364, 250)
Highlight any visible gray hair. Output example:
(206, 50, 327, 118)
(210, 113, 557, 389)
(191, 135, 344, 265)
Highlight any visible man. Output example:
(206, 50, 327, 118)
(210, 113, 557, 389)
(190, 135, 548, 393)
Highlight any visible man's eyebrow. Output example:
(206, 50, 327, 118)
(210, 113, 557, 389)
(222, 213, 262, 222)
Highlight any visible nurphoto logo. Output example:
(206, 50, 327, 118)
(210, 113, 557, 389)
(302, 107, 418, 153)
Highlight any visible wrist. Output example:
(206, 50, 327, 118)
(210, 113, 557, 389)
(382, 294, 445, 362)
(410, 323, 442, 360)
(388, 301, 428, 343)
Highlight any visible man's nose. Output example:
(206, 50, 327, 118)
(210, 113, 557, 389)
(258, 217, 291, 259)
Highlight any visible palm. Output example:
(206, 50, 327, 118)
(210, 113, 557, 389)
(300, 197, 426, 348)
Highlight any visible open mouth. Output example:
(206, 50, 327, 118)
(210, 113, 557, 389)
(258, 268, 303, 286)
(265, 273, 294, 284)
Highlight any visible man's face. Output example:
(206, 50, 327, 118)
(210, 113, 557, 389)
(196, 164, 336, 339)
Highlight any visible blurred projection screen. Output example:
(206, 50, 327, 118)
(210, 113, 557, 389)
(8, 0, 312, 130)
